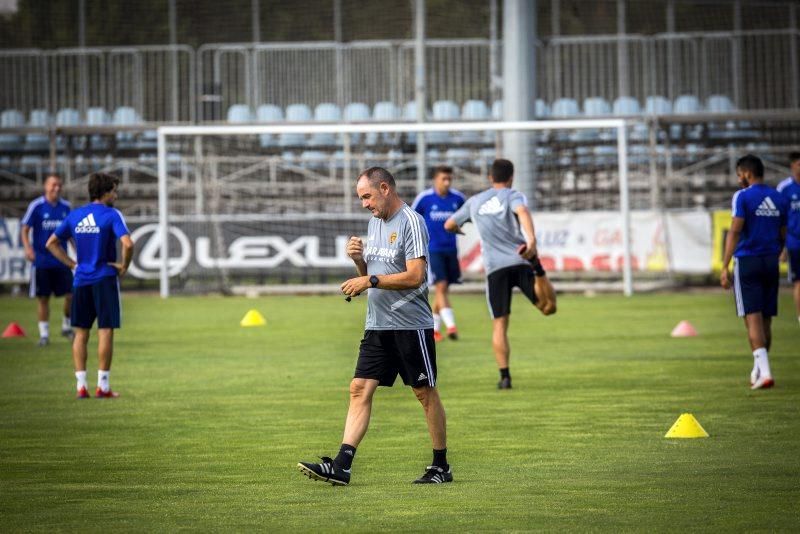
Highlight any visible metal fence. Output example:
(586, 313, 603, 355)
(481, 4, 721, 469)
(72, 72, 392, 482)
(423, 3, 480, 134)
(1, 30, 799, 123)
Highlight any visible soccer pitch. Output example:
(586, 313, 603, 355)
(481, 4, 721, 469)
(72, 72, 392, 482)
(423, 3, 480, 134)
(1, 291, 798, 531)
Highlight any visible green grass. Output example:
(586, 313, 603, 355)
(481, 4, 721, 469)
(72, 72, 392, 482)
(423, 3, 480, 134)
(1, 291, 799, 532)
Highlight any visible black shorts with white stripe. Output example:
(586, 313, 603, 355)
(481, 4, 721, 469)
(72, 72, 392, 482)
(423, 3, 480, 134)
(355, 329, 437, 388)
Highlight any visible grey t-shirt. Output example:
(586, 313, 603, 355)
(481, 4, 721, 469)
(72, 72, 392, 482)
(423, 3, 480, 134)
(364, 204, 434, 330)
(451, 187, 530, 275)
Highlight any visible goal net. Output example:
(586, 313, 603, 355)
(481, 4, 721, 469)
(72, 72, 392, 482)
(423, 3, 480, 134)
(146, 120, 706, 297)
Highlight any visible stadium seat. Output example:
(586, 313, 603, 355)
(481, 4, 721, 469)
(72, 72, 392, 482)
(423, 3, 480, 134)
(582, 97, 612, 117)
(367, 101, 400, 146)
(25, 109, 51, 152)
(309, 103, 342, 147)
(86, 107, 110, 150)
(280, 103, 312, 147)
(428, 100, 459, 144)
(551, 98, 580, 117)
(55, 108, 81, 150)
(256, 104, 284, 148)
(342, 102, 371, 144)
(226, 104, 253, 123)
(673, 95, 703, 140)
(613, 96, 641, 115)
(113, 106, 143, 149)
(300, 150, 329, 170)
(535, 99, 551, 118)
(403, 101, 424, 144)
(705, 94, 736, 113)
(461, 100, 490, 143)
(0, 109, 25, 151)
(645, 95, 672, 115)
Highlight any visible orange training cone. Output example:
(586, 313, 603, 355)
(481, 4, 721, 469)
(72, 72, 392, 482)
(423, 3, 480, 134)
(2, 322, 26, 338)
(670, 320, 697, 338)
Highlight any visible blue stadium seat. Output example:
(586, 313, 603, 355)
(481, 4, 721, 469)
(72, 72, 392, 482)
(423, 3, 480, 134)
(256, 104, 284, 148)
(429, 100, 460, 144)
(226, 104, 253, 123)
(535, 99, 550, 118)
(342, 102, 370, 144)
(309, 103, 342, 146)
(645, 95, 672, 115)
(705, 94, 736, 113)
(613, 96, 641, 115)
(84, 107, 110, 151)
(113, 106, 143, 149)
(300, 150, 328, 170)
(673, 95, 702, 114)
(551, 98, 580, 117)
(461, 100, 490, 143)
(403, 101, 424, 144)
(583, 97, 612, 117)
(367, 101, 400, 146)
(280, 103, 312, 147)
(55, 108, 81, 150)
(25, 109, 51, 152)
(0, 109, 25, 151)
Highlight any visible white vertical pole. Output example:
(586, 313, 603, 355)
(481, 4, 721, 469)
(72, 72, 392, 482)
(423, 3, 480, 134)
(617, 124, 632, 296)
(157, 129, 170, 298)
(415, 0, 427, 194)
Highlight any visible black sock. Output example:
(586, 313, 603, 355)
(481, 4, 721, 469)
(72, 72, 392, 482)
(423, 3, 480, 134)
(432, 448, 448, 469)
(500, 368, 510, 380)
(530, 256, 546, 277)
(334, 443, 356, 470)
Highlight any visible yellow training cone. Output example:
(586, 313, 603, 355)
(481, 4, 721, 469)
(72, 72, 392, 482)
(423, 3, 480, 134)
(664, 413, 709, 438)
(240, 309, 267, 327)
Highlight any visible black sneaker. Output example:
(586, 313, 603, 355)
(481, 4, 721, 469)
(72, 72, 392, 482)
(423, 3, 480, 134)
(38, 337, 49, 347)
(413, 465, 453, 484)
(297, 456, 351, 486)
(498, 376, 512, 389)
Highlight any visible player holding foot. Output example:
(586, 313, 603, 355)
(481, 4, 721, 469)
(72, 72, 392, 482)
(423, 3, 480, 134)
(21, 174, 74, 346)
(777, 151, 800, 327)
(298, 167, 452, 486)
(445, 159, 556, 389)
(412, 165, 466, 341)
(47, 173, 134, 399)
(721, 155, 787, 390)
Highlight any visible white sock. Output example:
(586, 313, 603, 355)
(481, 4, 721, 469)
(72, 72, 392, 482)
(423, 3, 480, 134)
(62, 316, 71, 331)
(98, 370, 110, 392)
(38, 321, 49, 339)
(75, 371, 88, 391)
(441, 307, 456, 330)
(433, 314, 442, 332)
(753, 347, 772, 378)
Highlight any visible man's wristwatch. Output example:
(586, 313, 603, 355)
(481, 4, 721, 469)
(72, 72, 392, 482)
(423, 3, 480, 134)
(369, 275, 379, 288)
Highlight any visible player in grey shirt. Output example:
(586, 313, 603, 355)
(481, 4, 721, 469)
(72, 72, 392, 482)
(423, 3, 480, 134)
(446, 159, 556, 389)
(298, 167, 452, 486)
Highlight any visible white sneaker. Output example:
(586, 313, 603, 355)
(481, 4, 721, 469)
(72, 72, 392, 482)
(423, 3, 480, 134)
(750, 375, 775, 390)
(750, 363, 759, 386)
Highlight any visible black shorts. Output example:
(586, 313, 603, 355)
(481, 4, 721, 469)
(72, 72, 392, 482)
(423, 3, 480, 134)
(486, 264, 537, 319)
(788, 248, 800, 284)
(355, 329, 437, 388)
(71, 276, 121, 329)
(733, 255, 779, 317)
(30, 266, 73, 298)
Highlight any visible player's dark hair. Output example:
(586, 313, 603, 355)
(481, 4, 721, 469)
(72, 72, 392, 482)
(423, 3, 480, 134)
(88, 172, 120, 201)
(432, 165, 453, 179)
(789, 151, 800, 164)
(735, 154, 764, 178)
(359, 166, 396, 189)
(490, 159, 514, 183)
(45, 173, 61, 182)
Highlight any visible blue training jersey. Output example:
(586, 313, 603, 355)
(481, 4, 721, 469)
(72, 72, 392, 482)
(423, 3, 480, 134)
(411, 188, 466, 253)
(731, 183, 788, 257)
(777, 177, 800, 251)
(21, 196, 71, 269)
(53, 203, 130, 286)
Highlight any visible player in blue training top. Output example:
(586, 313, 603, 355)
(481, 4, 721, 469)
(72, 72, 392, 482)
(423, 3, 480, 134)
(21, 174, 74, 346)
(777, 151, 800, 327)
(412, 165, 466, 342)
(46, 173, 134, 399)
(721, 155, 788, 390)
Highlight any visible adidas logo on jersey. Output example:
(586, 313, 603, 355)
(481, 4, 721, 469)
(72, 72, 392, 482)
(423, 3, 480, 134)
(75, 213, 101, 233)
(755, 197, 780, 217)
(478, 196, 505, 215)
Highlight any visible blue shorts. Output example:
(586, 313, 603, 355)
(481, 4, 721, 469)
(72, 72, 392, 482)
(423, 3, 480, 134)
(788, 248, 800, 284)
(30, 266, 73, 298)
(71, 276, 121, 329)
(428, 250, 461, 285)
(733, 255, 779, 317)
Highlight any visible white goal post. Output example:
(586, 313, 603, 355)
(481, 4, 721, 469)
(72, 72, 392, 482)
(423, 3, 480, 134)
(156, 119, 631, 298)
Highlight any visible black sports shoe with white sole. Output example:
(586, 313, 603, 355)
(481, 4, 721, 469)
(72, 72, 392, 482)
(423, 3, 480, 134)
(297, 456, 351, 486)
(413, 465, 453, 484)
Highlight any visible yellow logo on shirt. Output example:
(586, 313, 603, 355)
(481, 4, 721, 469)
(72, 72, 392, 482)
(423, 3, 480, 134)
(389, 232, 397, 244)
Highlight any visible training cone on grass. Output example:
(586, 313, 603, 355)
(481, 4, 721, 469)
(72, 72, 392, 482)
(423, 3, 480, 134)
(670, 320, 698, 338)
(240, 309, 266, 327)
(665, 413, 709, 438)
(2, 322, 26, 338)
